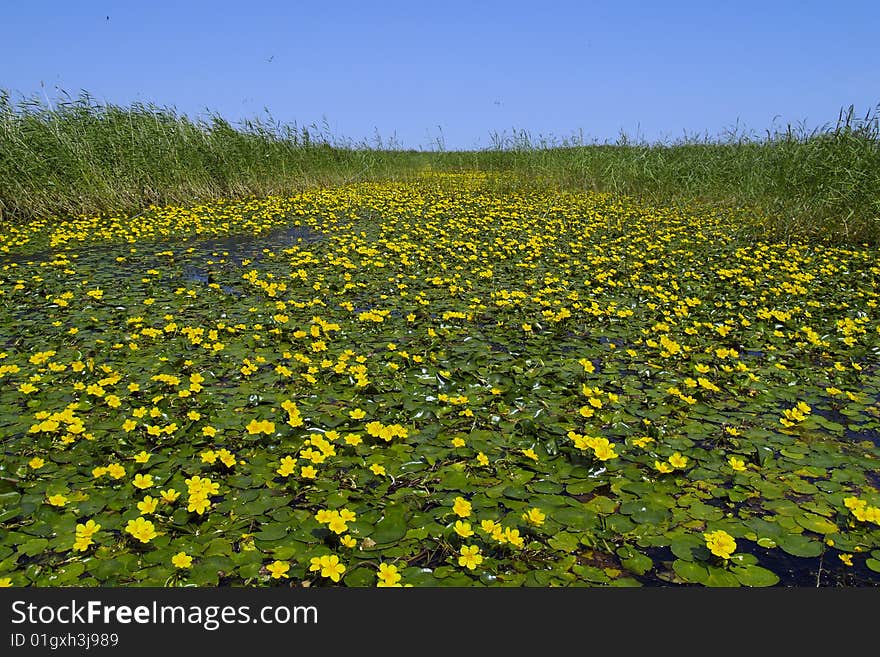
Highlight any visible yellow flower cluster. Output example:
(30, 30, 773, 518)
(185, 475, 219, 515)
(844, 497, 880, 525)
(364, 421, 409, 442)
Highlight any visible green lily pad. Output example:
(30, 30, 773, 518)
(672, 559, 708, 584)
(254, 524, 289, 541)
(669, 534, 708, 562)
(620, 551, 653, 576)
(343, 567, 375, 587)
(704, 567, 741, 587)
(731, 564, 780, 587)
(548, 532, 581, 552)
(776, 533, 823, 558)
(18, 538, 50, 557)
(369, 505, 408, 545)
(795, 513, 839, 535)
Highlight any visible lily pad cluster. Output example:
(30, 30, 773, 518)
(0, 172, 878, 587)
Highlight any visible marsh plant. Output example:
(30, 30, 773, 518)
(0, 174, 877, 587)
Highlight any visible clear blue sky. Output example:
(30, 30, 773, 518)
(2, 1, 878, 150)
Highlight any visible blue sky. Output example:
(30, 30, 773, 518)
(2, 1, 878, 150)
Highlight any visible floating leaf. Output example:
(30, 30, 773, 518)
(672, 559, 708, 584)
(704, 567, 741, 587)
(731, 564, 780, 587)
(254, 525, 289, 542)
(369, 505, 408, 545)
(776, 533, 823, 558)
(795, 513, 838, 535)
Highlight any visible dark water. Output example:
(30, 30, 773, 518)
(181, 223, 323, 263)
(176, 224, 323, 295)
(1, 223, 324, 299)
(641, 543, 878, 587)
(1, 223, 323, 269)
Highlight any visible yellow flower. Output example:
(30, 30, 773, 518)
(172, 552, 193, 568)
(454, 520, 474, 537)
(504, 527, 525, 548)
(480, 519, 501, 535)
(134, 451, 150, 463)
(377, 562, 402, 587)
(593, 442, 618, 461)
(0, 577, 12, 587)
(106, 463, 126, 479)
(327, 515, 349, 534)
(704, 529, 737, 559)
(125, 517, 158, 543)
(185, 475, 219, 497)
(654, 460, 674, 474)
(315, 509, 335, 524)
(728, 456, 747, 472)
(349, 408, 366, 419)
(318, 554, 346, 582)
(137, 496, 159, 514)
(451, 437, 466, 448)
(476, 452, 489, 466)
(344, 433, 363, 446)
(838, 554, 853, 567)
(246, 419, 275, 435)
(72, 520, 101, 552)
(133, 473, 154, 489)
(187, 494, 211, 515)
(73, 535, 94, 551)
(217, 449, 236, 468)
(160, 488, 180, 503)
(200, 450, 217, 464)
(458, 545, 483, 570)
(301, 465, 318, 479)
(28, 457, 45, 469)
(521, 448, 539, 462)
(340, 535, 357, 548)
(452, 496, 472, 518)
(277, 456, 297, 477)
(668, 453, 688, 469)
(369, 463, 386, 476)
(76, 519, 101, 537)
(851, 503, 880, 524)
(202, 425, 218, 437)
(522, 507, 546, 526)
(47, 493, 67, 507)
(267, 560, 290, 579)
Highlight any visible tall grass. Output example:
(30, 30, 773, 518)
(439, 105, 880, 244)
(1, 89, 878, 245)
(0, 90, 429, 221)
